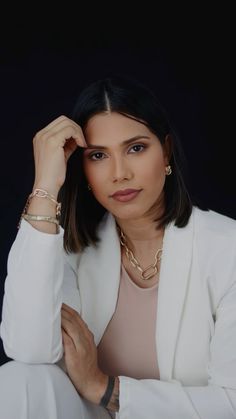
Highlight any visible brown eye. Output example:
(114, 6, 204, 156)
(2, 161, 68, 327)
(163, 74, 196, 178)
(129, 144, 146, 153)
(89, 152, 106, 161)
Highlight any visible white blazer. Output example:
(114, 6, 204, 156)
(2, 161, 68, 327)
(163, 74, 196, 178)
(1, 206, 236, 418)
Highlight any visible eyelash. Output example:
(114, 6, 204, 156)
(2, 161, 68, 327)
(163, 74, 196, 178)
(88, 144, 147, 161)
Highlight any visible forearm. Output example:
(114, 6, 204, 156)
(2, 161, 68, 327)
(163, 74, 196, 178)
(0, 218, 64, 363)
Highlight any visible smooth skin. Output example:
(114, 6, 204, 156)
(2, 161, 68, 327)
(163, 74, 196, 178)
(83, 112, 170, 224)
(83, 112, 171, 288)
(30, 112, 171, 411)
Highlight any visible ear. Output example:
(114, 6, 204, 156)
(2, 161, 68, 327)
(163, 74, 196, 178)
(163, 134, 173, 165)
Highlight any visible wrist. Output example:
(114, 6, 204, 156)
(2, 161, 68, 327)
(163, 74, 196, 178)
(84, 373, 120, 412)
(33, 183, 60, 199)
(105, 376, 120, 412)
(83, 372, 108, 405)
(99, 376, 120, 412)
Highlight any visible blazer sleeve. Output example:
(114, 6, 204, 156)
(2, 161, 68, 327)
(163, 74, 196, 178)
(0, 219, 81, 364)
(117, 272, 236, 418)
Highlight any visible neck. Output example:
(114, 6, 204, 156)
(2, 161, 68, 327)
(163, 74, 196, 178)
(116, 216, 163, 241)
(117, 216, 164, 283)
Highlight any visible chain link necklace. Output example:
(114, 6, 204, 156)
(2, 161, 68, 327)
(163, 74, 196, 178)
(118, 227, 163, 281)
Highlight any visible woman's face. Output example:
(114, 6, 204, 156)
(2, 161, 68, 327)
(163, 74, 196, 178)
(83, 112, 170, 221)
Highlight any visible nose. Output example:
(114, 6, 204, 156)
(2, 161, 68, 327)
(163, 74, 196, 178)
(111, 155, 133, 183)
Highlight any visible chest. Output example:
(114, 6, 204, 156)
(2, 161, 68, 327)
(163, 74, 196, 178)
(121, 249, 161, 289)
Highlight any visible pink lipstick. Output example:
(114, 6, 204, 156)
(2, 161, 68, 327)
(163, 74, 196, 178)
(111, 189, 142, 202)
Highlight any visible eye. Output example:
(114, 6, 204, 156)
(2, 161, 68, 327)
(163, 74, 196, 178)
(88, 152, 106, 161)
(129, 144, 146, 153)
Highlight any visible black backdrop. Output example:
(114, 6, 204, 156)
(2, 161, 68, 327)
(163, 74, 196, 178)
(0, 15, 235, 366)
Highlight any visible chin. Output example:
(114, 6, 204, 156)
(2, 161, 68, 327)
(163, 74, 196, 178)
(109, 206, 148, 221)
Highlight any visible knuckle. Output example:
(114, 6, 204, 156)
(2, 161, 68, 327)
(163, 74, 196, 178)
(59, 114, 67, 120)
(33, 132, 40, 142)
(46, 134, 59, 145)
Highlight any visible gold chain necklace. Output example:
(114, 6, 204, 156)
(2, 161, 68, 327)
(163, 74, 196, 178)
(118, 228, 163, 281)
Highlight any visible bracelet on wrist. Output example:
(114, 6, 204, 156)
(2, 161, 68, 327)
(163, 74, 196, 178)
(18, 188, 61, 230)
(99, 376, 115, 408)
(22, 214, 59, 225)
(29, 188, 61, 217)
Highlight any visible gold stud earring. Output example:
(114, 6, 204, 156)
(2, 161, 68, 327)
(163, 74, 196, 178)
(165, 165, 172, 176)
(88, 184, 92, 191)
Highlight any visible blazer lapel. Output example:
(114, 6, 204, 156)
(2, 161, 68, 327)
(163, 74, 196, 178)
(77, 209, 195, 381)
(77, 213, 121, 344)
(156, 212, 194, 381)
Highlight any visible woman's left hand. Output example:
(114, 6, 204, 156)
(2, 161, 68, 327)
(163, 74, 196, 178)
(61, 303, 108, 404)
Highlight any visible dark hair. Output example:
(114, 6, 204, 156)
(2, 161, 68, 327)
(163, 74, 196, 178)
(59, 74, 194, 253)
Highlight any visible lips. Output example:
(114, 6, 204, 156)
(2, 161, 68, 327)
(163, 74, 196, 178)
(111, 189, 141, 197)
(110, 189, 142, 202)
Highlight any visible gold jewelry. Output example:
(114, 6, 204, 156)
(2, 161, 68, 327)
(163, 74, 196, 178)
(88, 184, 92, 191)
(165, 165, 172, 175)
(18, 188, 61, 230)
(118, 228, 163, 281)
(28, 189, 61, 217)
(22, 214, 59, 225)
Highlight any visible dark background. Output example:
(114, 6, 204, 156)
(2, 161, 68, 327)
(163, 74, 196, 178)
(0, 9, 235, 365)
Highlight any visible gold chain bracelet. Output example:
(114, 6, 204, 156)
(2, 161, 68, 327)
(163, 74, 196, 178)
(18, 188, 61, 230)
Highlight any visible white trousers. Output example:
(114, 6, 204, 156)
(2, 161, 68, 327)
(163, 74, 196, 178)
(0, 361, 114, 419)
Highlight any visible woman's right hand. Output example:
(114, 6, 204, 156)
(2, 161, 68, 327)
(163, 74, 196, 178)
(33, 115, 87, 197)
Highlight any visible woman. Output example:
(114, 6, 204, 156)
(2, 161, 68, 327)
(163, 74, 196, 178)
(0, 75, 236, 418)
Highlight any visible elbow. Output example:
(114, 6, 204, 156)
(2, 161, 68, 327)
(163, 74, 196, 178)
(2, 341, 64, 364)
(0, 329, 64, 364)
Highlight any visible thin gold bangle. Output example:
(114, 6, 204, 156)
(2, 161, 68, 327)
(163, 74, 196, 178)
(22, 214, 59, 225)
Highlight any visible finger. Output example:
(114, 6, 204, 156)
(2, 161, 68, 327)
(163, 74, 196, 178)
(35, 117, 87, 149)
(61, 317, 79, 340)
(63, 136, 80, 163)
(61, 315, 74, 329)
(36, 115, 69, 136)
(61, 309, 81, 328)
(44, 125, 86, 149)
(61, 304, 89, 329)
(62, 329, 76, 352)
(61, 320, 81, 352)
(61, 309, 89, 336)
(61, 303, 79, 314)
(47, 118, 87, 148)
(61, 310, 73, 322)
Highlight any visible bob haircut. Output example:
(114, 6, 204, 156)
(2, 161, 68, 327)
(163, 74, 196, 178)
(59, 74, 194, 253)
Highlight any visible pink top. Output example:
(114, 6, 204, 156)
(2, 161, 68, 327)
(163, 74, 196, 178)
(97, 264, 160, 379)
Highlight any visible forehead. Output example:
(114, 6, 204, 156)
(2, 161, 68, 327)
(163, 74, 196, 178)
(84, 112, 152, 143)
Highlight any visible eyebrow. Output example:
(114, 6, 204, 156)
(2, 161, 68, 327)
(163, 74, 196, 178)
(85, 135, 151, 150)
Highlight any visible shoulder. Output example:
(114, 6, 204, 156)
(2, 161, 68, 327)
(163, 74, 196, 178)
(192, 207, 236, 281)
(191, 206, 236, 271)
(192, 206, 236, 241)
(190, 207, 236, 305)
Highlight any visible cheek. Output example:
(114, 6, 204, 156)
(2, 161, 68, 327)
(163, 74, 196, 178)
(141, 156, 165, 183)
